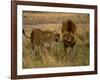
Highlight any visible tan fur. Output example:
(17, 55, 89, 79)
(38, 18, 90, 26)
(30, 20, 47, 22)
(23, 29, 60, 52)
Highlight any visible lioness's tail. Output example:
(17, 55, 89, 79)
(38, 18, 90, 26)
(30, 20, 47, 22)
(23, 29, 31, 39)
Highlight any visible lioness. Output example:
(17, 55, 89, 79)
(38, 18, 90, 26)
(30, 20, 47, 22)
(23, 29, 60, 55)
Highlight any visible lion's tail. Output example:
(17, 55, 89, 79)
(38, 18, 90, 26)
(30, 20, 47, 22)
(23, 29, 31, 39)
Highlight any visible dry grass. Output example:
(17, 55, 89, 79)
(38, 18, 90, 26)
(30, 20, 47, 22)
(22, 11, 90, 68)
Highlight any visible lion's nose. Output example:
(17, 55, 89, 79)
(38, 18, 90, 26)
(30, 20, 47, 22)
(64, 36, 71, 41)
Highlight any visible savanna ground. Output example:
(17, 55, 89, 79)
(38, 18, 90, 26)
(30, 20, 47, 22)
(22, 11, 90, 68)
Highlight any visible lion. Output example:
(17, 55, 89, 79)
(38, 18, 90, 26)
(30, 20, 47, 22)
(61, 19, 77, 54)
(23, 29, 60, 56)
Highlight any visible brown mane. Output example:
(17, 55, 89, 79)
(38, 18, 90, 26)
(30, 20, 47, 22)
(61, 19, 77, 52)
(62, 19, 76, 33)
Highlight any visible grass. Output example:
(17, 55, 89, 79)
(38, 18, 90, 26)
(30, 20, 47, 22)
(22, 12, 90, 69)
(22, 24, 89, 69)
